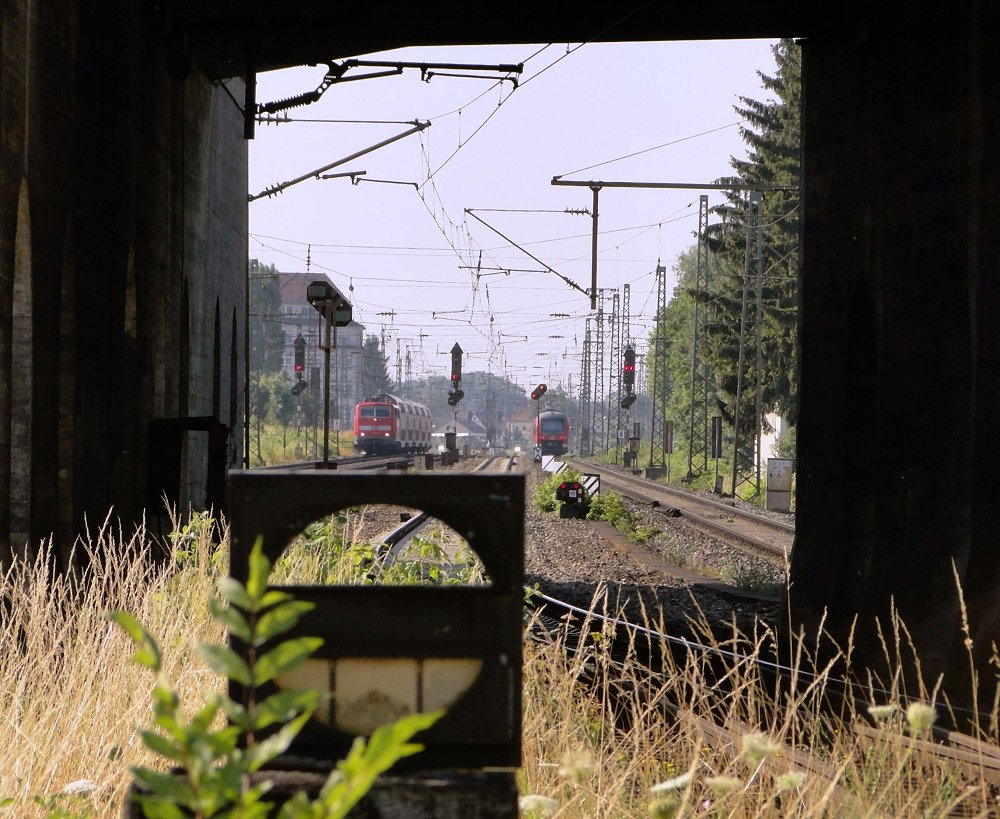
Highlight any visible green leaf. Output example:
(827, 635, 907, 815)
(246, 537, 271, 603)
(132, 796, 188, 819)
(196, 644, 253, 685)
(252, 689, 323, 731)
(107, 610, 161, 671)
(209, 594, 252, 642)
(220, 698, 251, 731)
(151, 678, 180, 723)
(217, 577, 253, 611)
(252, 637, 323, 686)
(276, 791, 314, 819)
(254, 600, 315, 645)
(318, 710, 444, 813)
(260, 589, 295, 609)
(132, 766, 195, 805)
(140, 730, 185, 762)
(189, 694, 226, 733)
(245, 709, 314, 772)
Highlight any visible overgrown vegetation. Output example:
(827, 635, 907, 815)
(109, 538, 441, 817)
(2, 511, 997, 817)
(532, 468, 590, 516)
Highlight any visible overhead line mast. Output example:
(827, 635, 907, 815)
(550, 177, 798, 308)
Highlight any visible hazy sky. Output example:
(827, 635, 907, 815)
(248, 38, 778, 393)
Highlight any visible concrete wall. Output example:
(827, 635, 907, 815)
(0, 0, 247, 566)
(791, 6, 1000, 699)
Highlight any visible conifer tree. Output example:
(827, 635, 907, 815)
(700, 38, 801, 431)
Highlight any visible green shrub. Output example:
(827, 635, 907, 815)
(532, 468, 588, 515)
(109, 538, 442, 818)
(587, 491, 661, 544)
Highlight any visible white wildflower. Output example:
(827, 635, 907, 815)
(867, 704, 898, 721)
(63, 780, 97, 796)
(741, 731, 781, 764)
(775, 771, 807, 792)
(705, 775, 743, 795)
(519, 794, 559, 817)
(650, 771, 693, 793)
(558, 748, 595, 783)
(906, 702, 937, 735)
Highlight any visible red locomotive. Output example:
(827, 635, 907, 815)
(534, 410, 570, 457)
(353, 393, 432, 455)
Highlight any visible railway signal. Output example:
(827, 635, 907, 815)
(620, 393, 636, 410)
(450, 342, 463, 387)
(447, 343, 464, 408)
(530, 383, 547, 400)
(293, 335, 306, 376)
(623, 345, 636, 392)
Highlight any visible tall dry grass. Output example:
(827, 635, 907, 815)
(520, 588, 1000, 817)
(0, 511, 224, 817)
(1, 514, 998, 817)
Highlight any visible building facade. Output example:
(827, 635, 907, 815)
(277, 273, 365, 433)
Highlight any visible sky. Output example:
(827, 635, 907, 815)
(248, 38, 779, 394)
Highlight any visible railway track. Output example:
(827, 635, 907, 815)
(375, 453, 518, 572)
(572, 460, 794, 565)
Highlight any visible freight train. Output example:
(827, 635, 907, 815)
(353, 393, 432, 455)
(534, 410, 570, 457)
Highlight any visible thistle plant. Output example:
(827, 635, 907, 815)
(109, 538, 441, 819)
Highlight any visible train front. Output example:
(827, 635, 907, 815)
(535, 410, 570, 456)
(353, 399, 396, 455)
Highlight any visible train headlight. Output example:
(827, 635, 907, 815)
(359, 432, 366, 437)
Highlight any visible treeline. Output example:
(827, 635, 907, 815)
(650, 39, 800, 462)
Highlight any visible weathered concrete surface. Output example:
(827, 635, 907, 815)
(0, 0, 247, 566)
(791, 6, 1000, 705)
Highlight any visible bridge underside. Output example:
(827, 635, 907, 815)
(3, 0, 999, 705)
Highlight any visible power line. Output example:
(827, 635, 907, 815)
(556, 120, 747, 178)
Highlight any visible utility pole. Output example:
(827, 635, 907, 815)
(687, 194, 711, 481)
(580, 319, 593, 455)
(594, 294, 606, 453)
(648, 264, 669, 470)
(551, 178, 796, 312)
(589, 186, 600, 309)
(732, 191, 763, 498)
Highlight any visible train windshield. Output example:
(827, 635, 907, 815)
(540, 418, 565, 434)
(359, 406, 392, 418)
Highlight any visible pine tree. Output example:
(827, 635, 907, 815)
(360, 334, 392, 398)
(701, 39, 801, 429)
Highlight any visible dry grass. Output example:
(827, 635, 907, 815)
(520, 590, 1000, 817)
(1, 516, 998, 817)
(0, 512, 224, 817)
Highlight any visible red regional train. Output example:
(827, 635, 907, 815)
(353, 393, 433, 455)
(534, 410, 570, 457)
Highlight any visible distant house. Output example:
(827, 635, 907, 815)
(508, 404, 535, 443)
(277, 272, 365, 429)
(431, 411, 489, 450)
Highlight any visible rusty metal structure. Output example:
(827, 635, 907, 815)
(3, 0, 1000, 707)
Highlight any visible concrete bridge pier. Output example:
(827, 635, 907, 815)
(0, 0, 248, 568)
